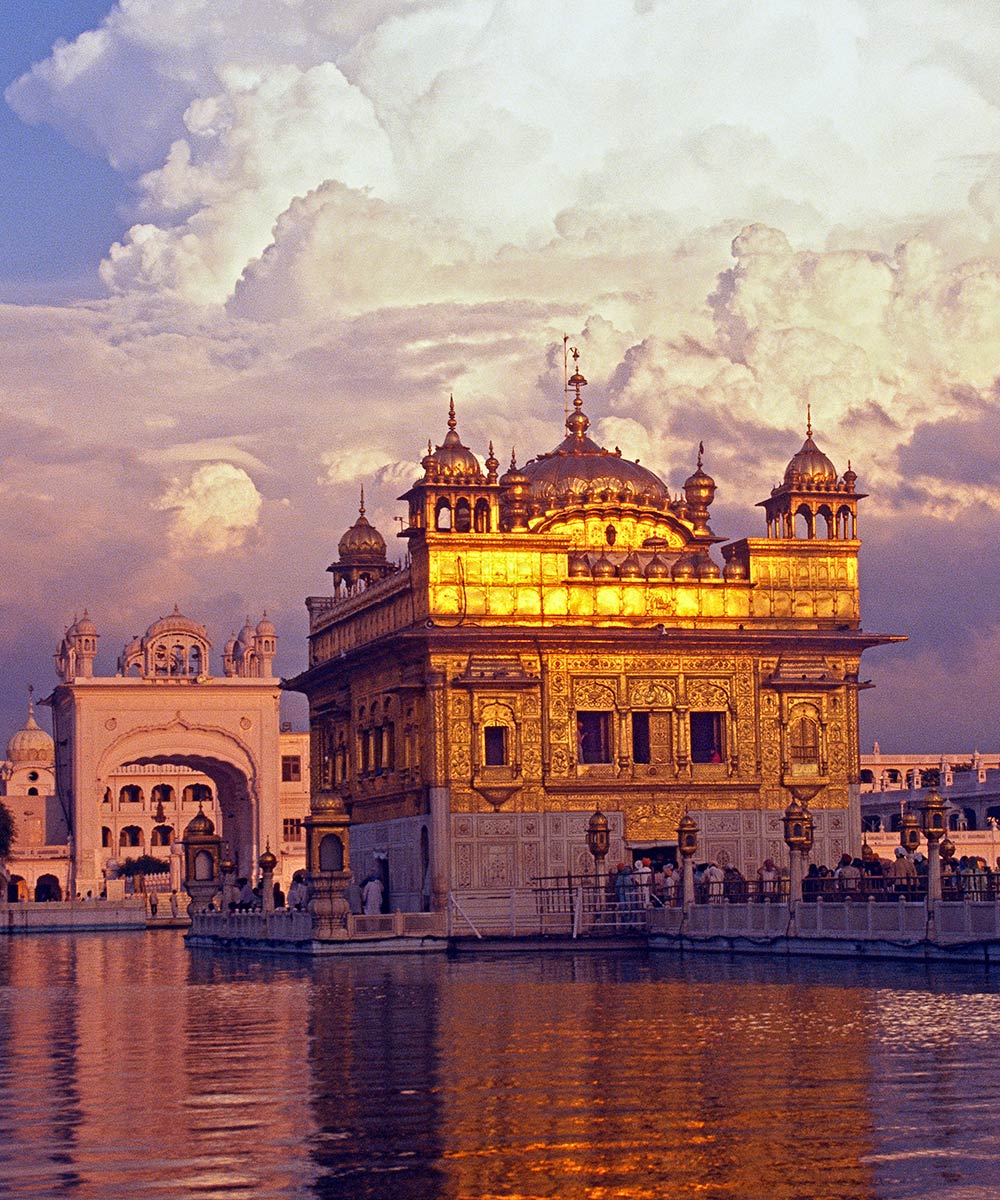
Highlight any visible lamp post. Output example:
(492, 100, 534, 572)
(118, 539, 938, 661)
(782, 796, 814, 907)
(586, 809, 610, 889)
(919, 789, 946, 914)
(677, 813, 698, 914)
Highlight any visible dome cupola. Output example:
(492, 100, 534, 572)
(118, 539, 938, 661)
(337, 488, 387, 564)
(784, 410, 838, 487)
(7, 693, 54, 765)
(424, 397, 483, 481)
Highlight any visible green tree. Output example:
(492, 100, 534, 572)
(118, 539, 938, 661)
(0, 800, 15, 859)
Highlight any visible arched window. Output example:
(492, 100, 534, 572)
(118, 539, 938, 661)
(119, 785, 143, 805)
(151, 825, 174, 846)
(860, 769, 874, 785)
(474, 499, 491, 532)
(318, 834, 344, 872)
(790, 717, 820, 768)
(194, 850, 214, 881)
(182, 783, 212, 805)
(101, 826, 112, 848)
(119, 826, 143, 848)
(27, 787, 38, 796)
(152, 784, 174, 806)
(794, 504, 814, 539)
(189, 645, 202, 675)
(454, 498, 472, 532)
(435, 498, 452, 531)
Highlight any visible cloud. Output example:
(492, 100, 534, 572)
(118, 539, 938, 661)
(5, 1, 1000, 748)
(155, 461, 263, 552)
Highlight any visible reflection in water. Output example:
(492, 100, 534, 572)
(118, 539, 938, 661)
(1, 935, 1000, 1198)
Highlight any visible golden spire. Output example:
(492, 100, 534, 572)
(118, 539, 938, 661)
(806, 404, 812, 439)
(359, 484, 366, 517)
(448, 393, 457, 433)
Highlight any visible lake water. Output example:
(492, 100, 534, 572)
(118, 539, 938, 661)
(1, 932, 999, 1199)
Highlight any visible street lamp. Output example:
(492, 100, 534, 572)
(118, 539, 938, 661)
(899, 809, 921, 856)
(586, 809, 610, 887)
(677, 812, 698, 912)
(919, 789, 946, 910)
(782, 796, 814, 906)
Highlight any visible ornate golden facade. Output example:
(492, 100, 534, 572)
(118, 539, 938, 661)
(289, 372, 899, 909)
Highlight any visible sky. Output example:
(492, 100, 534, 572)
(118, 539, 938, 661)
(1, 0, 999, 752)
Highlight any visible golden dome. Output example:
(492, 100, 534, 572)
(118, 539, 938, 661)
(338, 489, 387, 563)
(784, 414, 838, 486)
(184, 806, 215, 838)
(258, 843, 278, 872)
(7, 698, 54, 765)
(425, 397, 482, 480)
(521, 368, 670, 509)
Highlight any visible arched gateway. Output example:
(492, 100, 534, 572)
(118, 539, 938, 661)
(47, 609, 281, 898)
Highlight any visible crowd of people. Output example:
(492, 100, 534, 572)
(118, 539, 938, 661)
(601, 847, 1000, 908)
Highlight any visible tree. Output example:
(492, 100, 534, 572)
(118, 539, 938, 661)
(0, 801, 15, 860)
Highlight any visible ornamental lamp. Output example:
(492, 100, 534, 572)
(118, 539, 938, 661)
(586, 809, 610, 864)
(940, 836, 956, 862)
(919, 790, 947, 843)
(783, 796, 808, 851)
(677, 813, 699, 859)
(899, 810, 921, 855)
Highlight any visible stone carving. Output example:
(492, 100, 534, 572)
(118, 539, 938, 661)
(572, 678, 617, 709)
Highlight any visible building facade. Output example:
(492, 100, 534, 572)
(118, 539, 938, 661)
(290, 369, 899, 910)
(26, 608, 309, 899)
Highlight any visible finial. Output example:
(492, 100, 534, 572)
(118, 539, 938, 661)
(567, 347, 587, 411)
(448, 394, 456, 432)
(488, 440, 495, 456)
(27, 684, 34, 720)
(359, 484, 366, 517)
(806, 404, 812, 438)
(509, 449, 518, 470)
(697, 440, 704, 469)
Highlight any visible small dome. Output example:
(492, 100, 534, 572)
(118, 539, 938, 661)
(645, 553, 671, 579)
(784, 416, 837, 486)
(7, 699, 54, 765)
(338, 490, 387, 562)
(145, 605, 209, 642)
(75, 610, 97, 637)
(568, 553, 592, 578)
(698, 555, 722, 580)
(256, 613, 275, 637)
(427, 397, 482, 480)
(258, 844, 278, 872)
(184, 807, 215, 838)
(619, 552, 643, 578)
(723, 557, 749, 581)
(672, 554, 698, 581)
(591, 552, 616, 579)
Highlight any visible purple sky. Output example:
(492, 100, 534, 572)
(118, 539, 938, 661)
(2, 1, 1000, 753)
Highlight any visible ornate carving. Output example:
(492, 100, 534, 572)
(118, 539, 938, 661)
(572, 678, 617, 709)
(628, 681, 675, 708)
(686, 680, 730, 709)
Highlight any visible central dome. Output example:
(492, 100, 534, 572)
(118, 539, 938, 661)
(338, 491, 387, 563)
(521, 370, 670, 508)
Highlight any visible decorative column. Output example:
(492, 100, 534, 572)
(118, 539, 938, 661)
(181, 805, 222, 915)
(586, 809, 610, 888)
(677, 812, 698, 915)
(304, 791, 352, 939)
(782, 796, 814, 934)
(919, 789, 946, 928)
(259, 843, 277, 914)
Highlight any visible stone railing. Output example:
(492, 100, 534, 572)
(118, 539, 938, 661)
(1, 898, 148, 933)
(648, 897, 1000, 944)
(188, 908, 447, 943)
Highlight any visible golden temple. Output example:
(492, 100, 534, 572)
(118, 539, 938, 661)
(289, 363, 900, 911)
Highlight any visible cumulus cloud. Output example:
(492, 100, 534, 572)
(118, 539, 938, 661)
(5, 0, 1000, 747)
(155, 461, 263, 553)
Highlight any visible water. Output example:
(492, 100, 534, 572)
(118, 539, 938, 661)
(1, 934, 1000, 1199)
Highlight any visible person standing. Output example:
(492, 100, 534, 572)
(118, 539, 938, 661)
(362, 873, 384, 915)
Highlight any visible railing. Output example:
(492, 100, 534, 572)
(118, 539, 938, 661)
(188, 908, 447, 943)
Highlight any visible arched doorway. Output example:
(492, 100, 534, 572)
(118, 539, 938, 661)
(7, 875, 27, 902)
(35, 874, 62, 902)
(97, 730, 263, 882)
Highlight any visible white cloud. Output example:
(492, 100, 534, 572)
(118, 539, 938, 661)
(155, 461, 263, 553)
